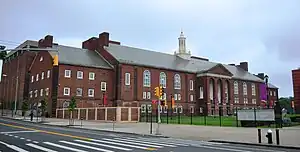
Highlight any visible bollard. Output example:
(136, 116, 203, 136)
(258, 129, 262, 143)
(276, 129, 280, 145)
(80, 117, 83, 127)
(113, 117, 115, 131)
(30, 111, 33, 122)
(266, 129, 273, 144)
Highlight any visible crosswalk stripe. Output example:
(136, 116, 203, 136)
(74, 140, 132, 151)
(59, 141, 114, 152)
(113, 138, 177, 147)
(0, 141, 29, 152)
(44, 142, 88, 152)
(91, 139, 152, 150)
(102, 138, 163, 148)
(124, 137, 189, 146)
(26, 143, 57, 152)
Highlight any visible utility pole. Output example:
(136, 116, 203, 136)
(13, 50, 20, 117)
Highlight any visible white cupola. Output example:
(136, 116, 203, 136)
(174, 30, 191, 60)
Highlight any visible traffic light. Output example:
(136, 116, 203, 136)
(154, 87, 160, 98)
(159, 86, 163, 97)
(53, 54, 58, 66)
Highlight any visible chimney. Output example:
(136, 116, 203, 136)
(109, 40, 121, 45)
(98, 32, 109, 47)
(257, 73, 265, 80)
(228, 64, 235, 66)
(38, 35, 53, 48)
(238, 62, 248, 71)
(82, 37, 98, 50)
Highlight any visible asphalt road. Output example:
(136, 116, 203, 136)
(0, 118, 297, 152)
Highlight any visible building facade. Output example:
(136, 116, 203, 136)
(0, 31, 279, 117)
(292, 68, 300, 114)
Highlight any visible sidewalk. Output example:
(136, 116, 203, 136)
(2, 115, 300, 148)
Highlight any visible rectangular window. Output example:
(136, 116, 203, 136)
(65, 70, 71, 78)
(77, 71, 83, 79)
(29, 91, 33, 98)
(274, 91, 276, 96)
(89, 72, 95, 80)
(163, 93, 166, 100)
(178, 105, 183, 113)
(141, 104, 146, 113)
(64, 87, 70, 96)
(101, 82, 107, 91)
(234, 97, 239, 103)
(36, 74, 39, 81)
(76, 88, 82, 96)
(45, 88, 49, 96)
(178, 94, 181, 100)
(47, 70, 50, 78)
(199, 87, 204, 99)
(88, 89, 94, 97)
(41, 72, 44, 80)
(252, 99, 256, 104)
(190, 106, 194, 114)
(143, 92, 147, 99)
(34, 90, 38, 97)
(125, 73, 130, 86)
(190, 94, 194, 102)
(270, 91, 273, 96)
(31, 76, 34, 83)
(147, 92, 151, 99)
(163, 106, 168, 113)
(173, 107, 178, 113)
(244, 98, 248, 104)
(190, 80, 193, 90)
(251, 84, 256, 96)
(174, 94, 178, 100)
(40, 89, 43, 96)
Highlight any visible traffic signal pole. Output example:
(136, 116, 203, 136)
(156, 99, 161, 135)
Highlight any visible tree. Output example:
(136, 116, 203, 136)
(279, 97, 294, 114)
(40, 98, 48, 122)
(21, 100, 29, 119)
(0, 50, 7, 60)
(68, 97, 77, 126)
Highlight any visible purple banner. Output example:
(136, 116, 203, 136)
(260, 83, 267, 101)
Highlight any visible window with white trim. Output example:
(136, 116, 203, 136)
(101, 82, 107, 91)
(251, 83, 256, 96)
(174, 74, 181, 89)
(141, 104, 146, 113)
(89, 72, 95, 80)
(163, 106, 168, 113)
(143, 92, 147, 99)
(64, 70, 71, 78)
(29, 91, 33, 98)
(147, 92, 151, 99)
(234, 97, 239, 103)
(274, 91, 276, 96)
(190, 94, 194, 102)
(77, 71, 83, 79)
(190, 106, 194, 114)
(147, 105, 152, 113)
(173, 107, 178, 113)
(143, 70, 151, 87)
(244, 97, 248, 104)
(178, 105, 183, 113)
(41, 72, 44, 80)
(163, 93, 166, 100)
(252, 99, 256, 104)
(270, 91, 273, 96)
(40, 89, 43, 96)
(243, 82, 247, 95)
(36, 74, 39, 81)
(199, 87, 204, 99)
(125, 73, 130, 85)
(47, 70, 50, 78)
(64, 87, 70, 96)
(76, 88, 82, 96)
(174, 94, 178, 100)
(88, 89, 94, 97)
(159, 72, 166, 88)
(178, 94, 181, 100)
(45, 88, 49, 96)
(190, 80, 193, 90)
(31, 76, 34, 83)
(234, 81, 239, 94)
(34, 90, 38, 97)
(40, 56, 43, 61)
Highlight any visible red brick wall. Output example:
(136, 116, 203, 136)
(57, 64, 114, 108)
(292, 69, 300, 113)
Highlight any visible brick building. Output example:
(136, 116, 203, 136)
(0, 31, 279, 116)
(292, 68, 300, 113)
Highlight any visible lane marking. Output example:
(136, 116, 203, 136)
(33, 141, 39, 144)
(26, 139, 31, 142)
(0, 122, 92, 141)
(195, 145, 253, 152)
(113, 138, 177, 147)
(20, 137, 25, 140)
(44, 142, 88, 152)
(0, 141, 29, 152)
(0, 130, 39, 134)
(60, 141, 114, 152)
(212, 144, 287, 152)
(75, 139, 132, 151)
(102, 138, 162, 148)
(91, 139, 155, 150)
(124, 137, 188, 146)
(8, 134, 13, 136)
(26, 143, 57, 152)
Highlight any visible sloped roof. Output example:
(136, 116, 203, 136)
(105, 43, 264, 82)
(268, 83, 278, 89)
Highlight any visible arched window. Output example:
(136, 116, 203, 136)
(143, 70, 151, 87)
(243, 82, 247, 95)
(234, 81, 239, 95)
(174, 74, 181, 89)
(159, 72, 166, 88)
(251, 83, 256, 96)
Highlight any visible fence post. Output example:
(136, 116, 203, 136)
(146, 107, 148, 122)
(178, 111, 180, 124)
(236, 107, 239, 127)
(167, 108, 169, 124)
(219, 106, 222, 127)
(254, 107, 257, 127)
(150, 110, 153, 134)
(190, 109, 193, 125)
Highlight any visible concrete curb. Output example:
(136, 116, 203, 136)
(0, 116, 169, 138)
(210, 140, 300, 150)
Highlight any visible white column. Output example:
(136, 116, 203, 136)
(116, 107, 121, 122)
(85, 108, 88, 120)
(78, 108, 80, 119)
(105, 108, 107, 121)
(95, 108, 98, 120)
(128, 108, 132, 121)
(62, 109, 65, 119)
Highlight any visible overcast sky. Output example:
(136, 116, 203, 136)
(1, 0, 299, 97)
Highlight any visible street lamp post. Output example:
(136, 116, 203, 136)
(264, 75, 269, 109)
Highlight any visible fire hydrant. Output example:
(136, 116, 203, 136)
(266, 129, 273, 144)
